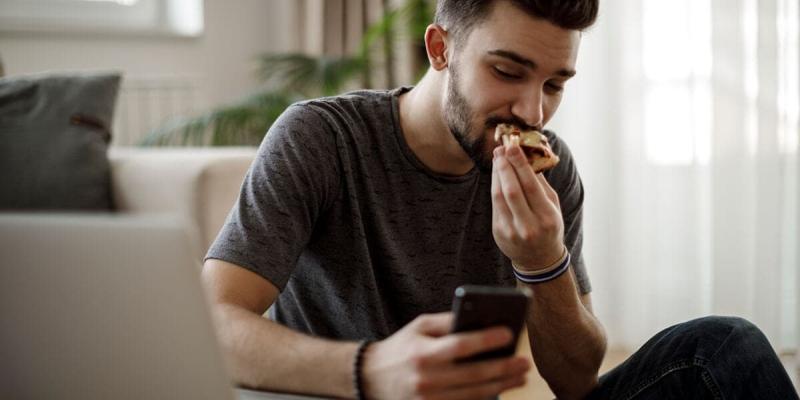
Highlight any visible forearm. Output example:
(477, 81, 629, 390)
(211, 303, 359, 398)
(522, 269, 607, 400)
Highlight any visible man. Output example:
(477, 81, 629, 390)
(203, 1, 798, 399)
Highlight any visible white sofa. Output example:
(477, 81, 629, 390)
(108, 147, 257, 260)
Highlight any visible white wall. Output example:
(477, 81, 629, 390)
(0, 0, 296, 137)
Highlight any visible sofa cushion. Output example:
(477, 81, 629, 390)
(108, 147, 256, 258)
(0, 72, 121, 210)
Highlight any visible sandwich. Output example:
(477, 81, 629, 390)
(494, 123, 560, 173)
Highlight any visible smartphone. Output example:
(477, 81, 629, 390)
(450, 285, 531, 362)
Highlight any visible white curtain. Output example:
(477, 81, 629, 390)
(551, 0, 799, 358)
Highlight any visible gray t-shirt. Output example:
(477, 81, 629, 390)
(205, 87, 589, 341)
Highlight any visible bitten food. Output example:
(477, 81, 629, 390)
(494, 123, 560, 173)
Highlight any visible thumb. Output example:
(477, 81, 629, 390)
(413, 312, 454, 338)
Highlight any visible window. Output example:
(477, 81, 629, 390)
(0, 0, 203, 37)
(640, 0, 798, 165)
(641, 0, 712, 165)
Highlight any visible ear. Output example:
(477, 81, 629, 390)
(424, 24, 450, 71)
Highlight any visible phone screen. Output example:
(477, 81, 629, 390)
(450, 285, 531, 362)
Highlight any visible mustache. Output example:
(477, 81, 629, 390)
(484, 116, 541, 132)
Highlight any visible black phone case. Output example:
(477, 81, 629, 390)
(450, 285, 531, 362)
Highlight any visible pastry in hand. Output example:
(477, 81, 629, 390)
(494, 123, 560, 173)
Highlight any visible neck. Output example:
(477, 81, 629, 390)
(399, 70, 475, 176)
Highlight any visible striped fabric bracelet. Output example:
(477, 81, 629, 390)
(512, 251, 572, 284)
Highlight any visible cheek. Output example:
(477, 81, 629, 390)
(470, 88, 518, 120)
(460, 68, 516, 114)
(542, 95, 563, 125)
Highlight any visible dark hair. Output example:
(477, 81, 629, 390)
(435, 0, 598, 43)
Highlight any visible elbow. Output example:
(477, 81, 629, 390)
(551, 328, 608, 399)
(208, 303, 266, 388)
(551, 377, 600, 400)
(548, 359, 602, 400)
(580, 315, 609, 375)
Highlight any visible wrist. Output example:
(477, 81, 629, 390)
(352, 340, 374, 400)
(512, 245, 567, 273)
(512, 247, 571, 285)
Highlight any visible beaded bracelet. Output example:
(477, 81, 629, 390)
(353, 340, 374, 400)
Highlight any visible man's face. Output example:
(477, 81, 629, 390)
(442, 1, 581, 171)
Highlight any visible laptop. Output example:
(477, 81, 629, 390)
(0, 214, 319, 400)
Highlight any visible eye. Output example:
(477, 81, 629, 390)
(545, 81, 564, 94)
(493, 66, 521, 80)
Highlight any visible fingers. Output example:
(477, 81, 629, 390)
(493, 144, 562, 224)
(382, 315, 529, 400)
(491, 144, 564, 268)
(491, 152, 512, 224)
(493, 146, 536, 222)
(412, 312, 454, 337)
(417, 356, 530, 393)
(425, 374, 527, 400)
(501, 144, 551, 210)
(419, 326, 514, 366)
(409, 314, 514, 364)
(535, 173, 561, 208)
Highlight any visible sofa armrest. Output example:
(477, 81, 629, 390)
(108, 147, 255, 258)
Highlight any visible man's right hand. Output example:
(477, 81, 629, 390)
(362, 312, 531, 400)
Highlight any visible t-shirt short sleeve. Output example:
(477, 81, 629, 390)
(205, 104, 340, 290)
(543, 131, 590, 295)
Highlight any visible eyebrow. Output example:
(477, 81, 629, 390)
(487, 49, 577, 78)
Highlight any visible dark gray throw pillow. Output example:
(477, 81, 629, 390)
(0, 72, 121, 210)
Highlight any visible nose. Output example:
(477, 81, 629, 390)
(511, 88, 544, 129)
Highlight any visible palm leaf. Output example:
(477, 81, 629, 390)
(144, 0, 435, 147)
(358, 0, 433, 58)
(256, 54, 366, 97)
(140, 91, 295, 147)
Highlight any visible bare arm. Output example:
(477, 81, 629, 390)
(491, 143, 606, 400)
(202, 259, 359, 398)
(521, 273, 606, 399)
(203, 259, 532, 399)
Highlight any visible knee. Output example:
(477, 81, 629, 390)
(689, 315, 759, 334)
(685, 316, 773, 356)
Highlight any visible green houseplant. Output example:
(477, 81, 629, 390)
(141, 0, 433, 147)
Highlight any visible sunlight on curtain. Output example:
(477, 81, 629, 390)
(642, 0, 711, 166)
(607, 0, 798, 354)
(776, 0, 799, 356)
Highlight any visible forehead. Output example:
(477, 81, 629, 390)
(459, 1, 581, 70)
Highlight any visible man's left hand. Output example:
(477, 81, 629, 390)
(491, 143, 564, 272)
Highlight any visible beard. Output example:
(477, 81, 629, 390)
(443, 63, 493, 172)
(443, 63, 535, 173)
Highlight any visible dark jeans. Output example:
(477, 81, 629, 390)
(587, 316, 799, 400)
